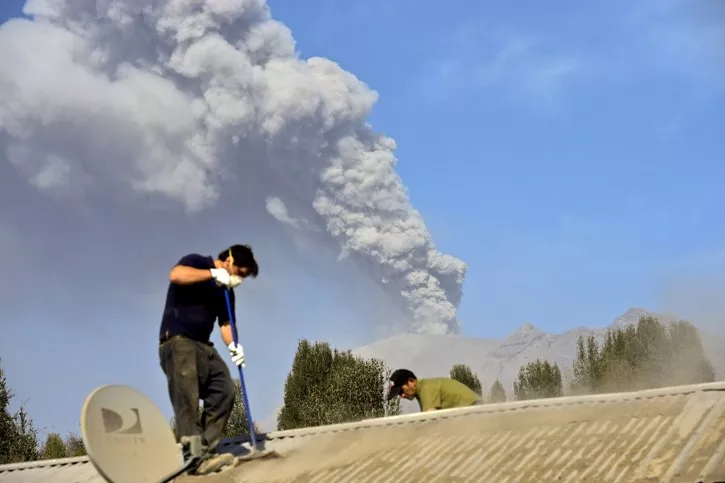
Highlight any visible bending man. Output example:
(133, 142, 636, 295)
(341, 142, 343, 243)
(158, 244, 258, 475)
(387, 368, 482, 412)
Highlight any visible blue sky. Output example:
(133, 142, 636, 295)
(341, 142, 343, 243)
(262, 0, 725, 331)
(0, 0, 724, 441)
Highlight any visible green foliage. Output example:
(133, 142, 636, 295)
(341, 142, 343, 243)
(666, 320, 715, 384)
(489, 379, 506, 403)
(64, 433, 87, 457)
(38, 432, 86, 459)
(570, 315, 715, 394)
(11, 405, 39, 463)
(450, 363, 483, 396)
(223, 378, 261, 437)
(0, 359, 39, 464)
(0, 360, 16, 464)
(40, 432, 67, 460)
(277, 339, 401, 431)
(513, 359, 563, 400)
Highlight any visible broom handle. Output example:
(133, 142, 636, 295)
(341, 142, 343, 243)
(224, 288, 258, 448)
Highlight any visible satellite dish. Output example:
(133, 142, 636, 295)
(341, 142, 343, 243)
(80, 384, 192, 483)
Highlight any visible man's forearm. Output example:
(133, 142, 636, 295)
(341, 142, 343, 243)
(169, 265, 213, 285)
(219, 323, 237, 346)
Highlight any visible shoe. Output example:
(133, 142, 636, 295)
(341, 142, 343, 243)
(190, 452, 237, 475)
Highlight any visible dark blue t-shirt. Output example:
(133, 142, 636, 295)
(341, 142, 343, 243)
(159, 253, 236, 343)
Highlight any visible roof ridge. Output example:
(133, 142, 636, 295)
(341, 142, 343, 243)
(253, 380, 725, 441)
(0, 455, 90, 472)
(3, 380, 725, 474)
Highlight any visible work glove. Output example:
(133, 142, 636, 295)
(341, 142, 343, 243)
(210, 268, 242, 288)
(228, 342, 246, 368)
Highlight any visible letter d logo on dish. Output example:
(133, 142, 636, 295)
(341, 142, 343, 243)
(100, 407, 143, 434)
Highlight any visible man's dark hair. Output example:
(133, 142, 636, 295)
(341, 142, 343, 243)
(390, 369, 417, 386)
(219, 244, 259, 278)
(387, 368, 418, 400)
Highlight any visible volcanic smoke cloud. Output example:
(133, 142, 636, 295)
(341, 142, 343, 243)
(0, 0, 467, 334)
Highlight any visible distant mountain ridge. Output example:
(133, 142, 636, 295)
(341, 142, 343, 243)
(257, 308, 725, 432)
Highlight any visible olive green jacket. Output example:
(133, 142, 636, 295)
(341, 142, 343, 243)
(415, 377, 481, 412)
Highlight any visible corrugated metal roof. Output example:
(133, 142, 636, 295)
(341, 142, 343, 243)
(2, 382, 725, 482)
(0, 456, 99, 483)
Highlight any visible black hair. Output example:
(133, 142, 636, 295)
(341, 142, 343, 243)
(219, 244, 259, 278)
(390, 369, 417, 385)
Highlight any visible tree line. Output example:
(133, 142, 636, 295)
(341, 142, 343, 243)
(457, 315, 715, 402)
(1, 314, 716, 464)
(0, 358, 87, 464)
(511, 314, 714, 400)
(275, 314, 715, 428)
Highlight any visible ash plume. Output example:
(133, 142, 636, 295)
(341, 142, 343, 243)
(0, 0, 467, 334)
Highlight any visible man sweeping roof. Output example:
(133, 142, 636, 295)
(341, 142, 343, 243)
(158, 244, 258, 475)
(387, 368, 482, 412)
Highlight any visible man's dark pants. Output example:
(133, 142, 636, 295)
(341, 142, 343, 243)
(159, 336, 235, 454)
